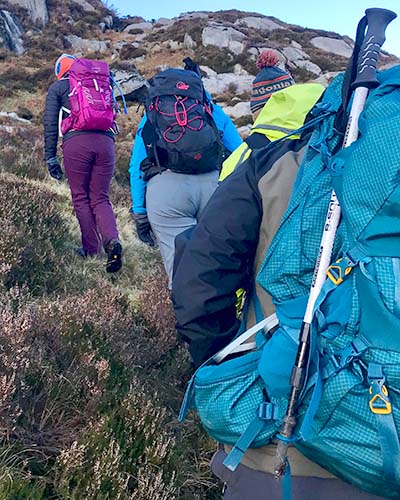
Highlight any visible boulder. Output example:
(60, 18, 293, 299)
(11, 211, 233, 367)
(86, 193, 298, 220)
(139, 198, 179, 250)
(112, 68, 149, 102)
(202, 23, 246, 55)
(203, 72, 254, 95)
(71, 0, 96, 12)
(124, 22, 153, 33)
(199, 65, 217, 77)
(65, 34, 108, 54)
(311, 36, 353, 57)
(237, 124, 252, 137)
(100, 14, 113, 32)
(183, 32, 196, 49)
(222, 101, 251, 119)
(8, 0, 48, 26)
(0, 10, 24, 54)
(283, 46, 321, 76)
(236, 16, 283, 31)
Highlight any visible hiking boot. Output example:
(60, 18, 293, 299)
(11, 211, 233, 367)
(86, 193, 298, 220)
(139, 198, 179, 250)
(105, 239, 122, 273)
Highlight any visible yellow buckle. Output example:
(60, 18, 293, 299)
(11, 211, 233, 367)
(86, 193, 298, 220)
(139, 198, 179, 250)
(327, 258, 353, 285)
(369, 384, 392, 415)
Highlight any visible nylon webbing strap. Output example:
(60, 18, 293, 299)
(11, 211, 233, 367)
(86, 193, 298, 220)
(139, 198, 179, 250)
(223, 418, 266, 471)
(281, 459, 293, 500)
(368, 363, 400, 483)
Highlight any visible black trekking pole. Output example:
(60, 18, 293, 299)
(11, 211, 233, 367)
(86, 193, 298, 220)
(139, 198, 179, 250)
(274, 7, 397, 480)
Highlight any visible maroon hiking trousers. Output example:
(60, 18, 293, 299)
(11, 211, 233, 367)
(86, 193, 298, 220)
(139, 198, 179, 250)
(62, 133, 119, 255)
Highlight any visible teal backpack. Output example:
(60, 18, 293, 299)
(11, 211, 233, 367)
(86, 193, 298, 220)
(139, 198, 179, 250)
(180, 64, 400, 499)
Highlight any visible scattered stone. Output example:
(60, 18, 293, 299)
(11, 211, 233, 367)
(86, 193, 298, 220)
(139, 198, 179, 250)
(283, 46, 321, 76)
(0, 111, 31, 123)
(65, 34, 108, 54)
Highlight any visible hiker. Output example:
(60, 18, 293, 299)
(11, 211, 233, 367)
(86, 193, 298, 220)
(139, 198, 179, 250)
(172, 83, 389, 500)
(43, 53, 123, 273)
(220, 50, 324, 181)
(129, 62, 242, 288)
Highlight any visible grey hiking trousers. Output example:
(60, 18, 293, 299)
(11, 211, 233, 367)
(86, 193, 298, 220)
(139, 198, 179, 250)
(211, 449, 389, 500)
(146, 169, 219, 288)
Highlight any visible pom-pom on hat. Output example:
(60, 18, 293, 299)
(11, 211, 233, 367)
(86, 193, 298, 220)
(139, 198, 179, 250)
(251, 50, 295, 114)
(55, 53, 76, 80)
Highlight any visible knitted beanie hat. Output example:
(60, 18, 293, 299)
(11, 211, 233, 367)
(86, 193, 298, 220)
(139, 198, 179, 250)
(55, 53, 76, 80)
(250, 50, 295, 114)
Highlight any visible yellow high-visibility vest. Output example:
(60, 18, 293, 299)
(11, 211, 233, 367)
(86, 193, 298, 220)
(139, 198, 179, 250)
(220, 83, 325, 181)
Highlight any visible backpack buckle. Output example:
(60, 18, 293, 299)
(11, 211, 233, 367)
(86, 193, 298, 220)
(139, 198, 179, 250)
(368, 364, 392, 416)
(327, 254, 356, 285)
(369, 380, 392, 415)
(258, 402, 280, 421)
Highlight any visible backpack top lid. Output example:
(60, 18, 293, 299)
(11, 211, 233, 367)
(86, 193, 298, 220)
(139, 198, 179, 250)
(68, 58, 110, 79)
(147, 68, 205, 102)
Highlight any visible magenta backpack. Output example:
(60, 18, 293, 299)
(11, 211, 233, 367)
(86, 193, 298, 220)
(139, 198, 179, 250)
(61, 58, 116, 135)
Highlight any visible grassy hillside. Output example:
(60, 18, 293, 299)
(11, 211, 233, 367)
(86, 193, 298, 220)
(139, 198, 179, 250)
(0, 7, 223, 499)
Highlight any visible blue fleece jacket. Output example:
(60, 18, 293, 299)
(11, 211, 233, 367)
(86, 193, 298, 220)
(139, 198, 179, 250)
(129, 103, 242, 214)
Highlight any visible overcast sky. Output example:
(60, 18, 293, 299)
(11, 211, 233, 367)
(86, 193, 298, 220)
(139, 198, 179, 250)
(110, 0, 400, 56)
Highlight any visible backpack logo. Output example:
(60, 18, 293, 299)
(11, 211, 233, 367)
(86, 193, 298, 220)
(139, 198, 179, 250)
(176, 81, 190, 91)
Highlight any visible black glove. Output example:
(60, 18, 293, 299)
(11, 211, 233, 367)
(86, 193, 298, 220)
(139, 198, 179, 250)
(132, 211, 156, 247)
(46, 156, 63, 180)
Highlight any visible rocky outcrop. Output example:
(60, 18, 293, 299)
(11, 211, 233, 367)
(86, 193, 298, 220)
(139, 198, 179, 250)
(8, 0, 48, 26)
(65, 34, 108, 54)
(112, 68, 149, 102)
(236, 16, 283, 31)
(72, 0, 95, 12)
(310, 36, 353, 57)
(0, 10, 24, 54)
(202, 23, 246, 55)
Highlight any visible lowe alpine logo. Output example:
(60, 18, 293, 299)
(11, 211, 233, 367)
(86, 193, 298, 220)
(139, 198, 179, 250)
(176, 81, 190, 90)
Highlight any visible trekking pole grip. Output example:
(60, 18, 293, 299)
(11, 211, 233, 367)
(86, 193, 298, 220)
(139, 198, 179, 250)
(352, 8, 397, 89)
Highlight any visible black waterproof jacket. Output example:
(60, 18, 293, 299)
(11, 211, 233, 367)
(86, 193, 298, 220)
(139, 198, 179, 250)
(43, 78, 70, 161)
(172, 131, 313, 368)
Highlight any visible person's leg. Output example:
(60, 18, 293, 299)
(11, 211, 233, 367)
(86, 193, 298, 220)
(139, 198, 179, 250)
(62, 136, 100, 255)
(211, 449, 389, 500)
(146, 171, 200, 288)
(88, 135, 119, 248)
(194, 169, 219, 218)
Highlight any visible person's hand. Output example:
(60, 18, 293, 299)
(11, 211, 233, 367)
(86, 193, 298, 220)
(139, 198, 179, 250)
(46, 157, 63, 180)
(131, 211, 156, 247)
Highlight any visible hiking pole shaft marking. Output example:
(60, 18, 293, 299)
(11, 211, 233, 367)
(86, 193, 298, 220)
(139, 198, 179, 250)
(274, 7, 396, 480)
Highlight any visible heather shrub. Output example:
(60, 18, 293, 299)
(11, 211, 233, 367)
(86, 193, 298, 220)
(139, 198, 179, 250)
(0, 127, 45, 180)
(0, 174, 70, 293)
(54, 385, 178, 499)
